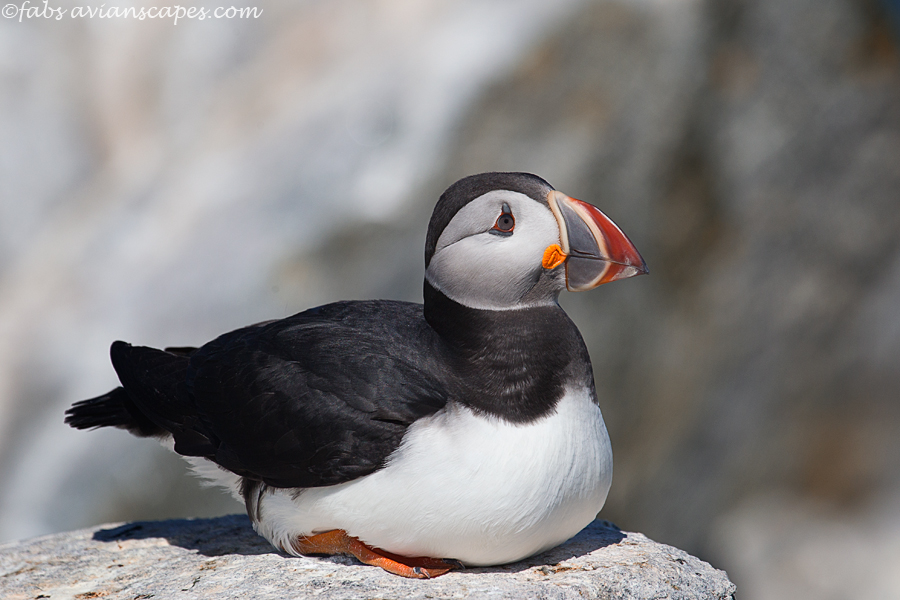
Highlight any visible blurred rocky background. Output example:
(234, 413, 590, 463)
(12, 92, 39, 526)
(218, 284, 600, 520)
(1, 0, 899, 598)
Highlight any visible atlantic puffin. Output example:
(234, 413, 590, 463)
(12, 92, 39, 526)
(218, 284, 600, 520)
(66, 172, 647, 578)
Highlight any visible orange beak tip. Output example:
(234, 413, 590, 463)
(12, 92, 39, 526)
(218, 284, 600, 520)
(548, 191, 648, 290)
(598, 261, 649, 285)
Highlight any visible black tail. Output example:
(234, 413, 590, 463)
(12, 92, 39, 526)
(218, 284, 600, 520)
(65, 386, 165, 437)
(65, 341, 197, 438)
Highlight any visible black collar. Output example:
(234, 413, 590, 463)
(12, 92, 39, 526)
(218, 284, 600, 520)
(423, 281, 593, 423)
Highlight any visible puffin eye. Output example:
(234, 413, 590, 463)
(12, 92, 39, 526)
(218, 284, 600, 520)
(490, 203, 515, 236)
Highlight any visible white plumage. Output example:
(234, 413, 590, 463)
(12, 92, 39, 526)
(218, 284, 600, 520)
(248, 387, 612, 565)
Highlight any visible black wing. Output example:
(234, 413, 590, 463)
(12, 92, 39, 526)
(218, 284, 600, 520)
(74, 300, 450, 488)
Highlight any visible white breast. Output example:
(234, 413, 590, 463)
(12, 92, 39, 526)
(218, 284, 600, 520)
(255, 388, 613, 566)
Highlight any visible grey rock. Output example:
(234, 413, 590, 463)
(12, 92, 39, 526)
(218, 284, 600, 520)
(0, 516, 734, 600)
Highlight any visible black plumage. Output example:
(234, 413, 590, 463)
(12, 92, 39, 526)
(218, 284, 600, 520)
(65, 387, 164, 438)
(66, 287, 592, 489)
(424, 172, 553, 267)
(422, 281, 592, 422)
(69, 301, 447, 487)
(65, 172, 603, 493)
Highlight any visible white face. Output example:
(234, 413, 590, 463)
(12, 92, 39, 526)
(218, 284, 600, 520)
(425, 190, 564, 310)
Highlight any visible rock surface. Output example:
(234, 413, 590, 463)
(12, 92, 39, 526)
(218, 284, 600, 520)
(0, 516, 734, 600)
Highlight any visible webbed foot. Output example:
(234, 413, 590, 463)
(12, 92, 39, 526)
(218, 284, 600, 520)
(290, 529, 459, 579)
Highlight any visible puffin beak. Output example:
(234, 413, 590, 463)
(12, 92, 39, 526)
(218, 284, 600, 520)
(546, 191, 648, 292)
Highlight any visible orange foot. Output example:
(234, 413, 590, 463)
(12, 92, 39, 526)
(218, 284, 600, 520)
(289, 529, 460, 579)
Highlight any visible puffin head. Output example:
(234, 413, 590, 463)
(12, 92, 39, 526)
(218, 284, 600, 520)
(425, 172, 648, 311)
